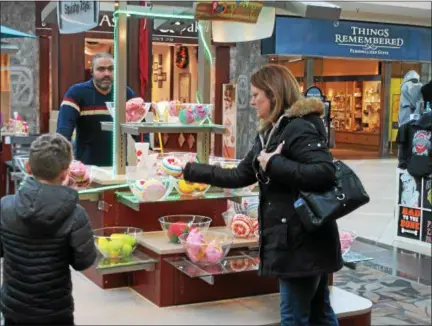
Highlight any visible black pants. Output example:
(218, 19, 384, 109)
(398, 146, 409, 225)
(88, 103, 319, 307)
(4, 316, 74, 326)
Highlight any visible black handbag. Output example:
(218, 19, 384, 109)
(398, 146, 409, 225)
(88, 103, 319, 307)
(294, 160, 370, 232)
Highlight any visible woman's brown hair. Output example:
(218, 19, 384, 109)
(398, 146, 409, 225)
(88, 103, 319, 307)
(250, 64, 303, 131)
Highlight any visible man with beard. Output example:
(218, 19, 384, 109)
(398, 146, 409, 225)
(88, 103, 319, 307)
(57, 52, 149, 166)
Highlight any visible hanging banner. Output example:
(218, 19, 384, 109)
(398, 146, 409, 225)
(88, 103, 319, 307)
(195, 1, 263, 24)
(222, 83, 237, 159)
(57, 1, 100, 34)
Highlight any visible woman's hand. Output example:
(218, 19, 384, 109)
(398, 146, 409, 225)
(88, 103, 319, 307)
(257, 141, 284, 171)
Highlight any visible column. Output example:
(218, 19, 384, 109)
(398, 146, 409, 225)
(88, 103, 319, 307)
(379, 61, 392, 157)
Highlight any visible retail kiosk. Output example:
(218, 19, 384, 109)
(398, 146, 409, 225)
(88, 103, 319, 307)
(36, 2, 374, 325)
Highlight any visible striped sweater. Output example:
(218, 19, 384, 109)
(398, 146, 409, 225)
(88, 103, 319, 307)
(56, 79, 149, 166)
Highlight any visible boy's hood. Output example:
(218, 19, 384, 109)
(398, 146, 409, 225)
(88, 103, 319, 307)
(15, 177, 79, 232)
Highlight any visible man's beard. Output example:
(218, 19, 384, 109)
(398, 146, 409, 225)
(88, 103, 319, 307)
(94, 77, 112, 91)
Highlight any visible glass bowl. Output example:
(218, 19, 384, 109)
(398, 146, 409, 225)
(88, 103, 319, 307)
(209, 157, 257, 194)
(14, 157, 93, 190)
(178, 230, 233, 265)
(127, 166, 174, 202)
(93, 226, 143, 259)
(173, 178, 211, 197)
(339, 229, 357, 256)
(106, 100, 151, 123)
(158, 214, 212, 243)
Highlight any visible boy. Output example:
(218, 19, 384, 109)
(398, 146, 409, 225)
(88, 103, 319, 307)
(0, 133, 97, 325)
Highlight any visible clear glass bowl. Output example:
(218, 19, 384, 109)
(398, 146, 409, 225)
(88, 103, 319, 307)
(126, 166, 173, 202)
(93, 226, 143, 259)
(339, 229, 357, 256)
(177, 103, 212, 125)
(106, 101, 150, 123)
(158, 214, 212, 244)
(178, 230, 233, 265)
(209, 157, 256, 194)
(14, 157, 92, 190)
(173, 178, 211, 197)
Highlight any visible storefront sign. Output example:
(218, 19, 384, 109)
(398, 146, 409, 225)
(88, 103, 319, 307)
(305, 86, 324, 100)
(397, 206, 421, 240)
(152, 22, 198, 44)
(195, 1, 263, 24)
(57, 1, 99, 34)
(264, 17, 431, 62)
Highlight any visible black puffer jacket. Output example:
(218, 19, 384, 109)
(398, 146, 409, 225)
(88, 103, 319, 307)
(0, 177, 97, 323)
(184, 98, 343, 278)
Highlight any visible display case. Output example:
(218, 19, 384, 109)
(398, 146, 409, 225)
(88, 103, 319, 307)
(324, 80, 381, 148)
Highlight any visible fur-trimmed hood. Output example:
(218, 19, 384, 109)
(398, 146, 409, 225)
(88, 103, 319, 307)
(259, 97, 325, 149)
(284, 97, 324, 118)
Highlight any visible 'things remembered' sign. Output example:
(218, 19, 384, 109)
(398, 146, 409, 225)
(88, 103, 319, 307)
(335, 25, 404, 56)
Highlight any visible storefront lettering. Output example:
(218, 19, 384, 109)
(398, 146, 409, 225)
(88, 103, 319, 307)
(158, 21, 198, 35)
(99, 14, 115, 28)
(335, 25, 404, 56)
(64, 1, 92, 16)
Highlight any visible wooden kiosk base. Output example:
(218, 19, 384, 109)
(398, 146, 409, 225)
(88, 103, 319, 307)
(79, 189, 372, 325)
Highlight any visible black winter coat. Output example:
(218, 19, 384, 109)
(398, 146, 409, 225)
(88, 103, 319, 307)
(0, 177, 97, 323)
(184, 98, 343, 278)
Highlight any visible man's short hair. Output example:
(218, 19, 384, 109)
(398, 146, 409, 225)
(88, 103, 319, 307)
(29, 133, 73, 181)
(91, 52, 113, 69)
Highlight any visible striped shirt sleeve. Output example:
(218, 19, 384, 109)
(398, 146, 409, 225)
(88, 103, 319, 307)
(57, 85, 81, 141)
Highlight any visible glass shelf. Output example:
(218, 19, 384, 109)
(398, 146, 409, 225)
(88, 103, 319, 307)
(343, 251, 373, 270)
(100, 121, 226, 135)
(164, 252, 259, 285)
(95, 251, 157, 275)
(116, 190, 258, 212)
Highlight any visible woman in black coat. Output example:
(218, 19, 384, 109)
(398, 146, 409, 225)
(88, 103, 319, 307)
(182, 64, 343, 326)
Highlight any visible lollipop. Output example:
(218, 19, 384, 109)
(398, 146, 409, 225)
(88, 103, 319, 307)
(67, 161, 91, 189)
(126, 97, 147, 122)
(193, 104, 209, 121)
(179, 107, 195, 124)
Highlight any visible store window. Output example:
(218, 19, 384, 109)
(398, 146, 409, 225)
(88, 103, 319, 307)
(311, 58, 382, 150)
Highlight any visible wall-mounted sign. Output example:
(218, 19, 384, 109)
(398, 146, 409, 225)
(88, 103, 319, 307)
(195, 1, 263, 24)
(57, 1, 99, 34)
(152, 21, 198, 44)
(262, 17, 431, 62)
(305, 86, 324, 100)
(236, 75, 249, 109)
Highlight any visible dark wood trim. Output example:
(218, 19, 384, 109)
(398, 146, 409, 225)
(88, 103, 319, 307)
(169, 46, 175, 99)
(214, 46, 231, 157)
(39, 35, 50, 133)
(127, 10, 140, 96)
(146, 19, 153, 101)
(212, 41, 236, 47)
(51, 23, 59, 111)
(58, 33, 86, 102)
(85, 31, 113, 39)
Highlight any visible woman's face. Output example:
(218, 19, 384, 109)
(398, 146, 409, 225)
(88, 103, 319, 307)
(250, 85, 271, 120)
